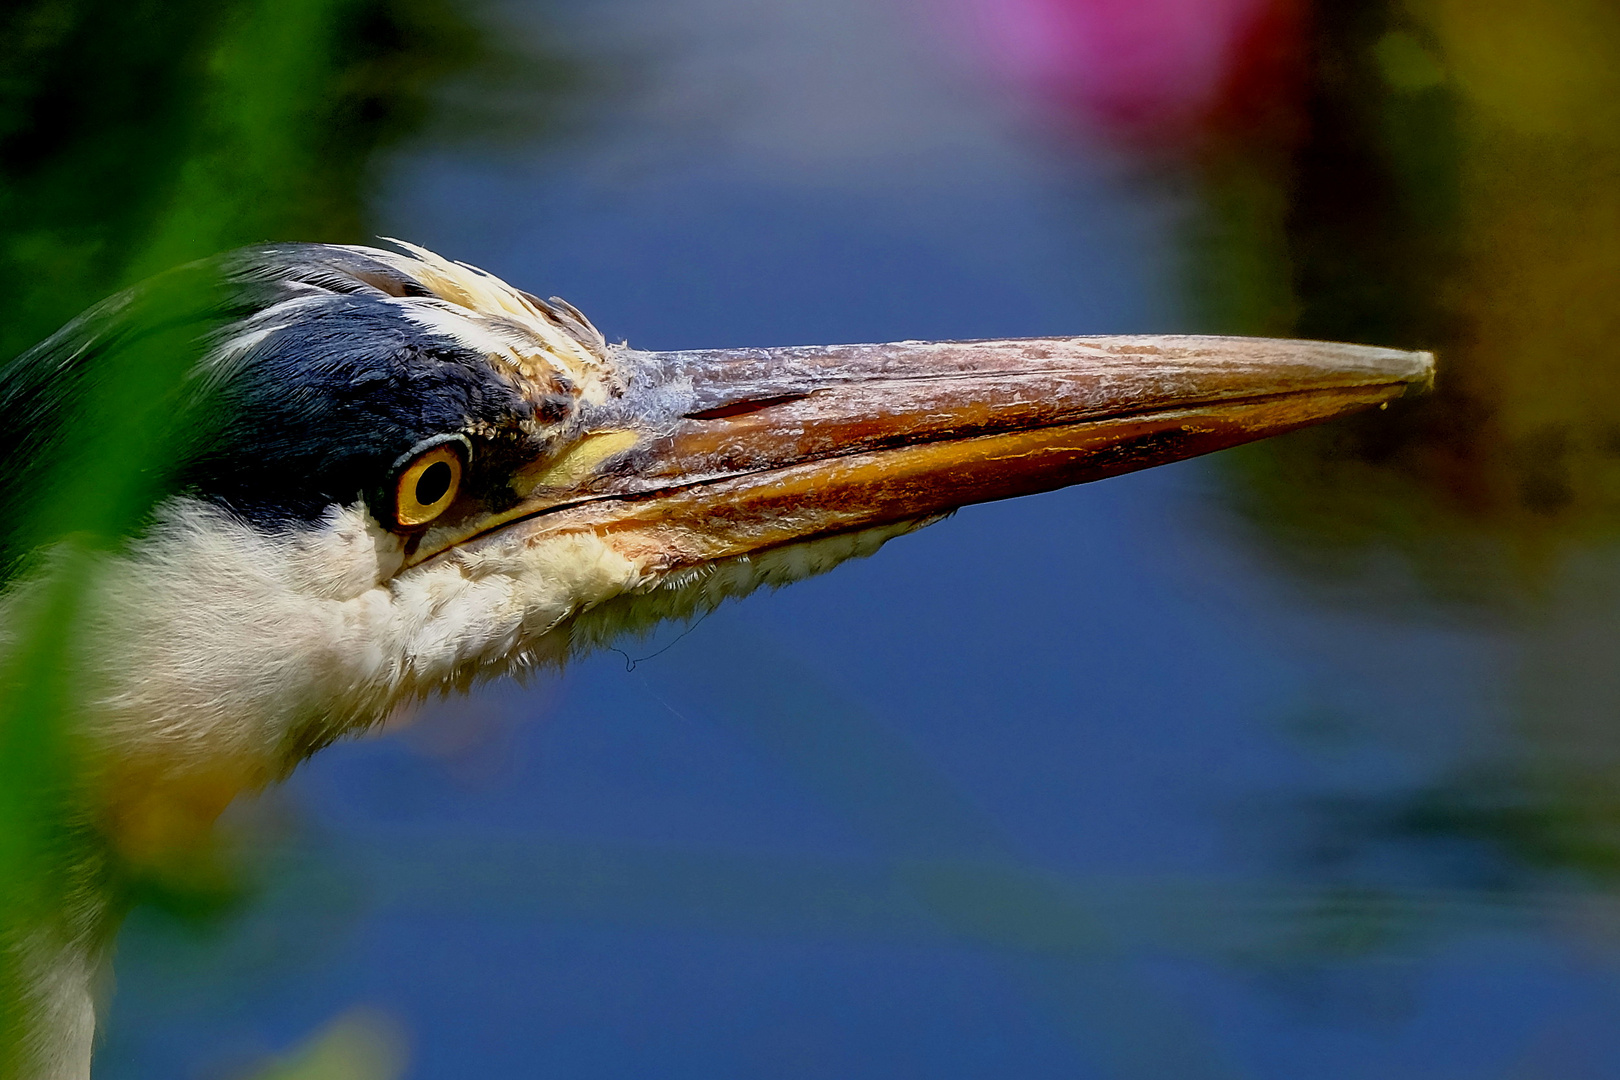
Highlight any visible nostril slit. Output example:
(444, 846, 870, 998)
(684, 392, 812, 421)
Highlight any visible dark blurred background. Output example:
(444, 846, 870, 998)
(8, 0, 1620, 1076)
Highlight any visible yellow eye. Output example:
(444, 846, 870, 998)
(394, 443, 464, 528)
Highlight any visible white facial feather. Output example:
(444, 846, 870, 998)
(372, 242, 617, 404)
(48, 499, 923, 786)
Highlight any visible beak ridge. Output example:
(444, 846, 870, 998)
(643, 335, 1434, 487)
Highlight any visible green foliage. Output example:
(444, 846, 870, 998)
(243, 1010, 406, 1080)
(0, 0, 567, 1071)
(0, 0, 540, 363)
(1200, 0, 1620, 597)
(1193, 0, 1620, 915)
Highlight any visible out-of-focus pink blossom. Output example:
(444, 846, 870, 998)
(938, 0, 1305, 144)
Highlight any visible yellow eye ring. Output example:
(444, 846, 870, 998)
(394, 441, 465, 528)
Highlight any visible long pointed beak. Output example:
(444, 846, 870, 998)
(437, 335, 1433, 568)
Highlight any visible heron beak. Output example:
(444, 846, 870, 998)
(435, 335, 1433, 568)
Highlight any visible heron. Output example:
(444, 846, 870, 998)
(0, 241, 1432, 1079)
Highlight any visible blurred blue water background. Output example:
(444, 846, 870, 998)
(89, 1, 1620, 1077)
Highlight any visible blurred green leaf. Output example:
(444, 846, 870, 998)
(0, 0, 570, 1071)
(242, 1010, 406, 1080)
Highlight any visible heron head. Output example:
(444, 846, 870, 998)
(1, 242, 1432, 802)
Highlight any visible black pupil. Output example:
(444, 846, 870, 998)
(415, 460, 453, 506)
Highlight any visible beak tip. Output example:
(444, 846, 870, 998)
(1410, 348, 1439, 393)
(1284, 338, 1436, 398)
(1373, 342, 1437, 383)
(1366, 344, 1437, 400)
